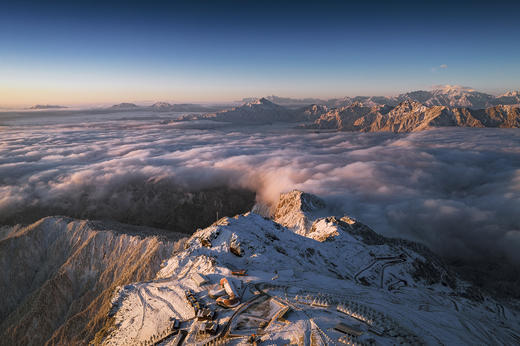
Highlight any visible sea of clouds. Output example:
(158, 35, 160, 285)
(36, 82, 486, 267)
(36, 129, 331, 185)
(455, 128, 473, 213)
(1, 111, 519, 265)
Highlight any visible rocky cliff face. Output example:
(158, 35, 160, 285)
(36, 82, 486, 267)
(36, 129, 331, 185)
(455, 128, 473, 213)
(296, 104, 329, 121)
(0, 217, 186, 346)
(310, 101, 520, 132)
(273, 190, 327, 235)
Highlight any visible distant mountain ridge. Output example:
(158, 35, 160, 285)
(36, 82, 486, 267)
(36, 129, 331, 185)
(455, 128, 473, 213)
(106, 102, 227, 113)
(244, 86, 520, 109)
(149, 102, 223, 112)
(309, 101, 520, 132)
(29, 104, 68, 109)
(177, 96, 520, 131)
(178, 97, 300, 123)
(0, 217, 186, 345)
(109, 103, 139, 110)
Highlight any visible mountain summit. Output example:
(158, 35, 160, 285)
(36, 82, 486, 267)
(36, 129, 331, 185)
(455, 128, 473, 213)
(97, 191, 519, 345)
(179, 97, 297, 124)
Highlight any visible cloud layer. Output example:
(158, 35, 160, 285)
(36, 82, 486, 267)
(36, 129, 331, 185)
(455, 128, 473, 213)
(1, 113, 519, 266)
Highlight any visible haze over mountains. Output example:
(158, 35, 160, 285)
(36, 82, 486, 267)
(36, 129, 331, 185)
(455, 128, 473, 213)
(18, 85, 520, 116)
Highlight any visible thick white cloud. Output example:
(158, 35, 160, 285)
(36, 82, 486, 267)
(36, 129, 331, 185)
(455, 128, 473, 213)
(1, 113, 519, 266)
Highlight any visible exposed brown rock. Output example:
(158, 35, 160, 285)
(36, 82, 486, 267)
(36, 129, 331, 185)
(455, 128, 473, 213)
(0, 217, 186, 345)
(310, 101, 520, 132)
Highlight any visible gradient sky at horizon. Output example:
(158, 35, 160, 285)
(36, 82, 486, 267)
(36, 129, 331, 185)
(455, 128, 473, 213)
(1, 0, 520, 107)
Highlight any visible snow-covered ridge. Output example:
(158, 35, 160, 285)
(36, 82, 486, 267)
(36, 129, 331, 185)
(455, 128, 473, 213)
(248, 86, 520, 109)
(101, 191, 519, 345)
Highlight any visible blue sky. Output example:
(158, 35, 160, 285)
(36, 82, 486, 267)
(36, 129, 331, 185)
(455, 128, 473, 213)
(1, 0, 519, 106)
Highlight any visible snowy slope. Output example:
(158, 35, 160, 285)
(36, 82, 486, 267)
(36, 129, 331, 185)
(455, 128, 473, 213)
(101, 192, 520, 345)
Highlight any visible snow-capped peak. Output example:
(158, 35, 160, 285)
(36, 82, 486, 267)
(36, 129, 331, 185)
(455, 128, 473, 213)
(499, 90, 520, 97)
(432, 85, 475, 94)
(246, 97, 274, 106)
(102, 191, 519, 345)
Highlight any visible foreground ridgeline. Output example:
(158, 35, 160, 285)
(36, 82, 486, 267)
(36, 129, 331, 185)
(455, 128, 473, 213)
(0, 218, 187, 345)
(1, 191, 518, 345)
(98, 191, 519, 345)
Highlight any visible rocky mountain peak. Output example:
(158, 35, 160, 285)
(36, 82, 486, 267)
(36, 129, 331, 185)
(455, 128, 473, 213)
(247, 97, 274, 106)
(273, 190, 326, 235)
(394, 99, 425, 111)
(96, 189, 519, 345)
(433, 84, 475, 94)
(500, 90, 520, 97)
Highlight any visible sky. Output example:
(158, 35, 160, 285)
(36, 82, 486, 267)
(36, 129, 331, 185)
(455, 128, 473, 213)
(1, 0, 520, 107)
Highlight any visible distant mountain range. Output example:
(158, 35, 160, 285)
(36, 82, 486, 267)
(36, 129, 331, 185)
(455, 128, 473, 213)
(109, 102, 139, 110)
(243, 86, 520, 109)
(178, 97, 301, 123)
(177, 96, 520, 131)
(309, 101, 520, 132)
(108, 102, 227, 113)
(29, 104, 68, 109)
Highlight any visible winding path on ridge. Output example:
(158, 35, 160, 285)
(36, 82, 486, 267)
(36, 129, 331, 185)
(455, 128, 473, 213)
(136, 286, 156, 340)
(143, 286, 180, 317)
(353, 254, 406, 287)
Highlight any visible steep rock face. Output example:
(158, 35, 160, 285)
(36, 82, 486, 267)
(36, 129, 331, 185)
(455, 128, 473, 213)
(101, 193, 520, 345)
(470, 105, 520, 128)
(313, 103, 393, 131)
(0, 217, 186, 346)
(310, 101, 520, 132)
(295, 104, 329, 121)
(273, 190, 326, 235)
